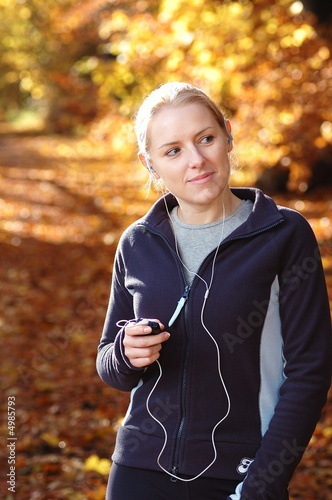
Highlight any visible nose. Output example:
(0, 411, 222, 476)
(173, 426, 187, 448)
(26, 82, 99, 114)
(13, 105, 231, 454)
(187, 146, 204, 168)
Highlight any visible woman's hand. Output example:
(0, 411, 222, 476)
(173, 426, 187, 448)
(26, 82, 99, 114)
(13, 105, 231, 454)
(123, 320, 170, 368)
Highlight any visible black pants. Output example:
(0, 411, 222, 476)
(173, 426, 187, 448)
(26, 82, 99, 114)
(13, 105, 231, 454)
(106, 463, 240, 500)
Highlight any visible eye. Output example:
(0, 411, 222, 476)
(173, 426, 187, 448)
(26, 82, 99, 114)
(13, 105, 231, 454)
(200, 135, 214, 144)
(166, 147, 181, 157)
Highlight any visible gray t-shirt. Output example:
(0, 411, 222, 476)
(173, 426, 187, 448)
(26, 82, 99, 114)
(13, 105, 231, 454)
(170, 199, 253, 284)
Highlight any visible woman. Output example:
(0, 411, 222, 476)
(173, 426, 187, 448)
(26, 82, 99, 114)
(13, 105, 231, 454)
(97, 82, 332, 499)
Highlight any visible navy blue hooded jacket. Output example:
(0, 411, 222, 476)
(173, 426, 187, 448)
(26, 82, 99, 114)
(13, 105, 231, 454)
(97, 188, 332, 499)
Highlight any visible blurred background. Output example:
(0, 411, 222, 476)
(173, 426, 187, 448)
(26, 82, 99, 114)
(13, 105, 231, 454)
(0, 0, 331, 498)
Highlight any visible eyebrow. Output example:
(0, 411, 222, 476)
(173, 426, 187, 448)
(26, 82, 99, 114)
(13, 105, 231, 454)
(157, 126, 215, 150)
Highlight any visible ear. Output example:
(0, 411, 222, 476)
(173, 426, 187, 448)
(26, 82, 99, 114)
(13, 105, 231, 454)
(225, 119, 233, 140)
(224, 120, 233, 152)
(138, 153, 160, 179)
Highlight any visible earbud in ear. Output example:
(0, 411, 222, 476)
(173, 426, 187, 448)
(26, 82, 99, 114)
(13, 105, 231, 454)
(224, 119, 233, 142)
(145, 156, 154, 175)
(140, 154, 160, 179)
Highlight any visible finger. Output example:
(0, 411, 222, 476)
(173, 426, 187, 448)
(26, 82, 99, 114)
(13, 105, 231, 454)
(126, 343, 162, 359)
(125, 344, 163, 368)
(125, 322, 152, 337)
(124, 331, 170, 350)
(135, 319, 165, 335)
(129, 352, 161, 368)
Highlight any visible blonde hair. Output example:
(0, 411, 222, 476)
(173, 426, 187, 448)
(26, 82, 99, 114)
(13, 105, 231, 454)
(134, 82, 229, 157)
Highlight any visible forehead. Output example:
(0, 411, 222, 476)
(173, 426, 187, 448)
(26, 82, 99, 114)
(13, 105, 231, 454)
(148, 102, 219, 145)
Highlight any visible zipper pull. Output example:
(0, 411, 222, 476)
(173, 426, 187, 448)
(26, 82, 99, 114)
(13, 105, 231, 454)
(170, 465, 178, 482)
(168, 286, 190, 327)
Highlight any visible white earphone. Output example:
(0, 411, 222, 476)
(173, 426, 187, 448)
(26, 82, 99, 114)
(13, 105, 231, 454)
(224, 119, 233, 142)
(143, 155, 160, 179)
(145, 193, 231, 482)
(145, 156, 154, 174)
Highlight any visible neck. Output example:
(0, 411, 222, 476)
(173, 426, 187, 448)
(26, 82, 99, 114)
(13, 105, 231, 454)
(177, 190, 241, 225)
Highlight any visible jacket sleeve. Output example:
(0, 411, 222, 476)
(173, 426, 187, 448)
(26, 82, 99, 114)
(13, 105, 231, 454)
(240, 211, 332, 499)
(96, 238, 146, 392)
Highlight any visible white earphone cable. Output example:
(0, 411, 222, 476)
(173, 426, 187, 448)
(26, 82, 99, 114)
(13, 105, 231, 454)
(145, 191, 231, 481)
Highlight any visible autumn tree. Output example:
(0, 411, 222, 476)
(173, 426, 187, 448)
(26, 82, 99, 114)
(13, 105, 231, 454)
(0, 0, 332, 189)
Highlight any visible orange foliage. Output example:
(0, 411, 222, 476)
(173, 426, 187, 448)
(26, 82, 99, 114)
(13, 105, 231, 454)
(0, 134, 331, 499)
(0, 0, 332, 189)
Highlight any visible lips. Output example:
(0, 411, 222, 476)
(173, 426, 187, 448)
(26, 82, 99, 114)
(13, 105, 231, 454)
(188, 172, 213, 183)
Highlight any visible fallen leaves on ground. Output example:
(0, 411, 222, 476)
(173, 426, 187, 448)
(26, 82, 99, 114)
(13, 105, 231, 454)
(0, 134, 331, 499)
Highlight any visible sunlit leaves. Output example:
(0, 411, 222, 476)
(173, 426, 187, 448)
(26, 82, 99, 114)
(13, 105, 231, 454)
(0, 0, 332, 187)
(288, 1, 304, 16)
(0, 131, 331, 499)
(84, 455, 111, 475)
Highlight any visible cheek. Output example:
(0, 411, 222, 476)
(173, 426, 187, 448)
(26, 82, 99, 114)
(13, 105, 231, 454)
(154, 163, 181, 184)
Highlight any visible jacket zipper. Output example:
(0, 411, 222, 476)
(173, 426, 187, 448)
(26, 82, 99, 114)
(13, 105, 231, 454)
(170, 221, 285, 478)
(142, 217, 284, 479)
(170, 294, 190, 481)
(139, 229, 190, 479)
